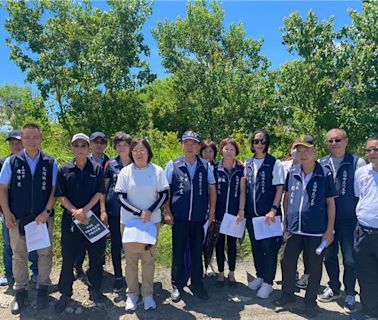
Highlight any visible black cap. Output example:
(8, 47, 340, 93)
(181, 131, 201, 143)
(5, 130, 22, 142)
(293, 135, 315, 148)
(90, 132, 107, 142)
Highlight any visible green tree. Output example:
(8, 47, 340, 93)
(0, 84, 50, 130)
(4, 0, 155, 136)
(152, 0, 272, 141)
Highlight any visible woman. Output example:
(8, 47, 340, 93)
(201, 139, 217, 167)
(115, 139, 169, 311)
(104, 132, 132, 292)
(200, 139, 218, 276)
(214, 138, 246, 287)
(245, 129, 285, 299)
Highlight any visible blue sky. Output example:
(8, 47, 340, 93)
(0, 1, 362, 88)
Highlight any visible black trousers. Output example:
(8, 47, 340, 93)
(216, 233, 237, 273)
(246, 218, 282, 285)
(281, 234, 324, 306)
(108, 215, 123, 279)
(58, 216, 106, 296)
(354, 225, 378, 317)
(171, 219, 204, 290)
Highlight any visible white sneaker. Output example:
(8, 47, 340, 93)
(296, 274, 310, 289)
(256, 282, 273, 299)
(248, 277, 264, 290)
(143, 295, 156, 311)
(205, 265, 216, 277)
(125, 294, 139, 311)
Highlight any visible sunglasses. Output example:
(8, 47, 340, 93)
(365, 148, 378, 154)
(328, 138, 344, 144)
(252, 139, 267, 145)
(72, 144, 88, 148)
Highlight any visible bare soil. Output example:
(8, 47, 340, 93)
(0, 258, 355, 320)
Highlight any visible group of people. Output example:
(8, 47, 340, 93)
(0, 124, 377, 320)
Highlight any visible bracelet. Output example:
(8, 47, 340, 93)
(271, 204, 279, 211)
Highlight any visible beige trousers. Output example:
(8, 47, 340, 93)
(122, 222, 159, 296)
(9, 217, 54, 290)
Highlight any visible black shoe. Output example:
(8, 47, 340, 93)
(113, 278, 124, 293)
(36, 286, 49, 310)
(89, 289, 104, 304)
(11, 289, 28, 315)
(216, 280, 225, 288)
(274, 294, 296, 307)
(305, 305, 319, 318)
(192, 287, 209, 300)
(228, 276, 237, 288)
(171, 288, 182, 302)
(55, 295, 70, 314)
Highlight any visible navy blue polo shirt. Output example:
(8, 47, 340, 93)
(55, 159, 105, 218)
(285, 162, 337, 235)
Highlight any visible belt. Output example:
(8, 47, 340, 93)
(359, 224, 378, 235)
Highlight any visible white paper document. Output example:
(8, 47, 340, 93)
(122, 219, 157, 245)
(252, 216, 283, 240)
(24, 221, 51, 253)
(219, 213, 246, 239)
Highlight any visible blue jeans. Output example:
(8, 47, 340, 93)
(2, 221, 38, 278)
(324, 224, 356, 296)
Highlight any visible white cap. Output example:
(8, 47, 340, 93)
(71, 133, 90, 144)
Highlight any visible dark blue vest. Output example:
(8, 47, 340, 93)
(170, 156, 209, 222)
(245, 153, 278, 218)
(106, 156, 126, 217)
(9, 151, 54, 219)
(286, 162, 335, 234)
(214, 161, 244, 220)
(320, 153, 359, 227)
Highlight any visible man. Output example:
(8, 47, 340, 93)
(0, 130, 38, 286)
(0, 124, 58, 314)
(54, 133, 106, 313)
(164, 131, 217, 302)
(74, 131, 109, 277)
(274, 135, 336, 318)
(351, 134, 378, 320)
(318, 129, 366, 312)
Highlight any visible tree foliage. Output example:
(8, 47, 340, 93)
(4, 0, 155, 136)
(152, 0, 272, 141)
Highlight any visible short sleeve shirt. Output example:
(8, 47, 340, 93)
(165, 158, 216, 185)
(354, 163, 378, 228)
(55, 160, 105, 215)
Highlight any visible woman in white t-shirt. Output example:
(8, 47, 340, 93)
(114, 139, 169, 312)
(244, 129, 285, 299)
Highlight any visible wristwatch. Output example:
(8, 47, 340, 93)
(271, 204, 279, 211)
(44, 208, 53, 216)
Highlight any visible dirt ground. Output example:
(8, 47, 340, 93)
(0, 258, 355, 320)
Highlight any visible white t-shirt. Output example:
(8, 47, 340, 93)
(245, 157, 285, 185)
(114, 163, 169, 224)
(354, 163, 378, 228)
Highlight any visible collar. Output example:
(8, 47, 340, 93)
(23, 149, 41, 162)
(292, 161, 324, 179)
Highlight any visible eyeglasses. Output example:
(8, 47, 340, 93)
(365, 148, 378, 154)
(252, 139, 267, 145)
(73, 144, 88, 148)
(328, 138, 344, 144)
